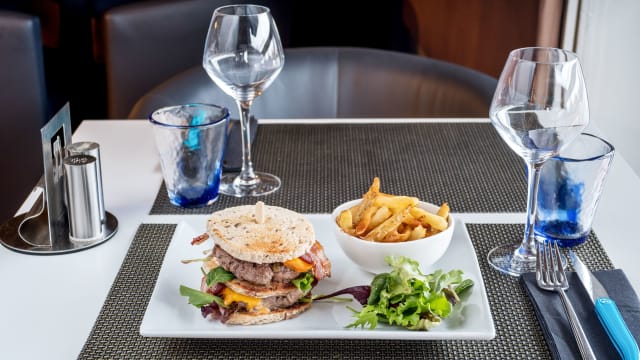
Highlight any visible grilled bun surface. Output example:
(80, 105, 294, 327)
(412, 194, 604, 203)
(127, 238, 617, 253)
(207, 204, 315, 263)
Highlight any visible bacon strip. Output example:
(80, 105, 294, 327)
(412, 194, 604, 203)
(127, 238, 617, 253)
(300, 241, 331, 281)
(191, 233, 209, 245)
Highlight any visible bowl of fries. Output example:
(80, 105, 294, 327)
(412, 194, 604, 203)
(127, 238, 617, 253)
(331, 178, 454, 274)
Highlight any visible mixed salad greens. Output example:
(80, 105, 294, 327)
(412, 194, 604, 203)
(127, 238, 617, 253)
(320, 255, 473, 331)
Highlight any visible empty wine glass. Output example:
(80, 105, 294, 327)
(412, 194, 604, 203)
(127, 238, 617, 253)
(488, 47, 589, 276)
(203, 4, 284, 197)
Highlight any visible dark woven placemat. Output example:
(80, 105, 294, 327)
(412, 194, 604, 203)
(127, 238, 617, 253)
(150, 123, 527, 215)
(79, 223, 613, 359)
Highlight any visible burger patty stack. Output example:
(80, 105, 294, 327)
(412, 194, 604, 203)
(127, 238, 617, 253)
(181, 202, 331, 325)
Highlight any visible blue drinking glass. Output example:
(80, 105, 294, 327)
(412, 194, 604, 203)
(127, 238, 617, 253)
(534, 133, 615, 247)
(149, 103, 229, 207)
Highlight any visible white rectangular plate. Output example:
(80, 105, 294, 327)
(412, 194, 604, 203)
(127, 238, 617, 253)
(140, 215, 495, 340)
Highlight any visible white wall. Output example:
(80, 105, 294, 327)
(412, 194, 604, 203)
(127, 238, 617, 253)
(573, 0, 640, 176)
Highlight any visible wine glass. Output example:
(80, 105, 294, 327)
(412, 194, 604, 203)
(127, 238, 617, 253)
(202, 4, 284, 197)
(488, 47, 589, 276)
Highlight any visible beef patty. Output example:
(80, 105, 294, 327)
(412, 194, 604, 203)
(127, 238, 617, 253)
(213, 245, 301, 286)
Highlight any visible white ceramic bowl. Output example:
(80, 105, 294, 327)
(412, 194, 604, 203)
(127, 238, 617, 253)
(331, 199, 455, 274)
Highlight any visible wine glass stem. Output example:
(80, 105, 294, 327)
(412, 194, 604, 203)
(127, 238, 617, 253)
(236, 99, 258, 185)
(518, 161, 543, 260)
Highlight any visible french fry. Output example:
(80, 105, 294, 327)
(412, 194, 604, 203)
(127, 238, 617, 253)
(364, 208, 411, 241)
(352, 177, 380, 224)
(409, 207, 448, 231)
(368, 177, 380, 193)
(348, 204, 360, 215)
(402, 213, 421, 228)
(374, 195, 419, 212)
(381, 227, 412, 242)
(425, 227, 441, 237)
(368, 206, 392, 230)
(408, 225, 427, 240)
(355, 205, 379, 235)
(336, 210, 354, 232)
(437, 202, 450, 219)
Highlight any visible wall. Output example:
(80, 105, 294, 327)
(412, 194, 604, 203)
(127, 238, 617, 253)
(574, 0, 640, 176)
(405, 0, 548, 78)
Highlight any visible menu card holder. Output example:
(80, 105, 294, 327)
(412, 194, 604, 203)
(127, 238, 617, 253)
(0, 103, 118, 254)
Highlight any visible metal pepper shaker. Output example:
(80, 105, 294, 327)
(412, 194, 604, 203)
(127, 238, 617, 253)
(66, 142, 105, 225)
(63, 154, 104, 242)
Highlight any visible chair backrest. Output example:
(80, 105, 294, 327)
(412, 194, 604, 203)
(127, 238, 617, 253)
(102, 0, 228, 119)
(129, 47, 497, 119)
(0, 10, 48, 223)
(102, 0, 293, 119)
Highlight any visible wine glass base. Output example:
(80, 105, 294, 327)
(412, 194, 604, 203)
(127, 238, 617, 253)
(219, 172, 281, 197)
(488, 243, 567, 276)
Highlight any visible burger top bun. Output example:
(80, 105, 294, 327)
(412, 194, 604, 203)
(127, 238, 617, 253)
(206, 203, 315, 264)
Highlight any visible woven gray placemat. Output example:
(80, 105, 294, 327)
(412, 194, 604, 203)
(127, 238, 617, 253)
(79, 223, 613, 359)
(150, 123, 527, 215)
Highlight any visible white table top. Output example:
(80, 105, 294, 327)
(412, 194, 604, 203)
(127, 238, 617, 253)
(1, 119, 638, 359)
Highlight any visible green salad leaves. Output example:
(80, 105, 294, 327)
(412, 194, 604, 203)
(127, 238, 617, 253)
(179, 285, 221, 308)
(179, 266, 235, 308)
(346, 256, 473, 330)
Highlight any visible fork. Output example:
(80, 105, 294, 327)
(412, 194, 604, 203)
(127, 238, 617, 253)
(536, 241, 596, 360)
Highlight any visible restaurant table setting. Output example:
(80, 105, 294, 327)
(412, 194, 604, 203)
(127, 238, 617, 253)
(2, 4, 640, 359)
(65, 118, 636, 359)
(2, 116, 639, 359)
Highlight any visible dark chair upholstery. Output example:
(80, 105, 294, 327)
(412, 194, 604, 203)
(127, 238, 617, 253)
(102, 0, 293, 119)
(102, 0, 229, 119)
(0, 10, 48, 223)
(129, 47, 497, 119)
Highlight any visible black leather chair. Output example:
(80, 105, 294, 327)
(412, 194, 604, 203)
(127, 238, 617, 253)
(129, 47, 497, 119)
(0, 10, 48, 223)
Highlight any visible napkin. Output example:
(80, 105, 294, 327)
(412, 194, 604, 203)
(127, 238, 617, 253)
(521, 269, 640, 360)
(223, 115, 259, 172)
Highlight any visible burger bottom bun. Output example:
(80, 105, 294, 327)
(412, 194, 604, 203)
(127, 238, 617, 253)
(222, 302, 312, 325)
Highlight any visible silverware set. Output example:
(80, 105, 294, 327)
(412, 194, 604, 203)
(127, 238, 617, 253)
(536, 242, 596, 360)
(535, 242, 639, 360)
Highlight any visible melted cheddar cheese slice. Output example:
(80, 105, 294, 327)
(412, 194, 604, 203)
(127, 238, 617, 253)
(283, 257, 313, 272)
(221, 287, 262, 311)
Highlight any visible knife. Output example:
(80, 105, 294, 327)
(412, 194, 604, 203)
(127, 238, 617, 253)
(569, 250, 640, 360)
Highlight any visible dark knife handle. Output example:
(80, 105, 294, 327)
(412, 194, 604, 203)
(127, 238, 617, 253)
(594, 297, 640, 360)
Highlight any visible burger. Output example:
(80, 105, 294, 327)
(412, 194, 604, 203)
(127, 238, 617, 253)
(180, 202, 332, 325)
